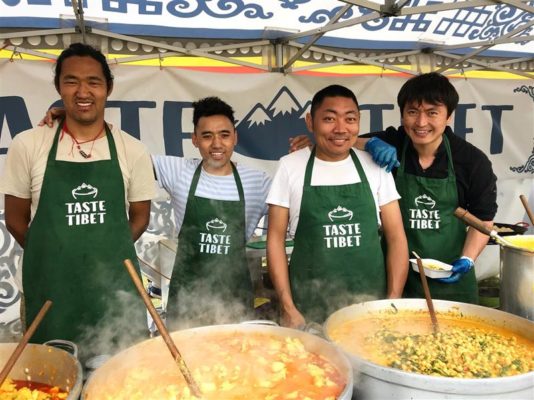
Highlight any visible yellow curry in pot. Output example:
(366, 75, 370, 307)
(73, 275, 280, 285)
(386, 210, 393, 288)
(328, 310, 534, 379)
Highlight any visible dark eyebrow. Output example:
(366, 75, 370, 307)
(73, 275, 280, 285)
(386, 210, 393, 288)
(323, 108, 359, 116)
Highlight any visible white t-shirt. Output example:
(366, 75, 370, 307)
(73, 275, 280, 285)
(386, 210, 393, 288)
(152, 155, 271, 240)
(267, 147, 400, 237)
(0, 122, 156, 218)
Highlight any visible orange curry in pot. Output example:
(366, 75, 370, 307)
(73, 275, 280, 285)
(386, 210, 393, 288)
(84, 331, 347, 400)
(0, 378, 68, 399)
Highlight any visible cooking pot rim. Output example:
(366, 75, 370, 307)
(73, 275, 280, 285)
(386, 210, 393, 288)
(0, 342, 83, 400)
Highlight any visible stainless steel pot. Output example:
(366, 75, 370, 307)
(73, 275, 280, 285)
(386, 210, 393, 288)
(82, 323, 352, 400)
(324, 299, 534, 400)
(500, 234, 534, 320)
(0, 341, 83, 399)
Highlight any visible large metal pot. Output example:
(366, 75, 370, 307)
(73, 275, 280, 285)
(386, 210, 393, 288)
(0, 341, 83, 399)
(500, 234, 534, 320)
(324, 299, 534, 400)
(83, 323, 353, 399)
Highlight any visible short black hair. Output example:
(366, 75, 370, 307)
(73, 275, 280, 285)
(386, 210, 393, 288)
(192, 96, 235, 127)
(54, 43, 113, 92)
(397, 72, 459, 117)
(310, 84, 359, 117)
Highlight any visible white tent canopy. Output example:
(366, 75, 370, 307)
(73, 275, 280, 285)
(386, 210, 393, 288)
(1, 0, 533, 77)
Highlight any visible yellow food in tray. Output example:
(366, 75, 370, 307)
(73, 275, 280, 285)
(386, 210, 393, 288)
(329, 310, 534, 379)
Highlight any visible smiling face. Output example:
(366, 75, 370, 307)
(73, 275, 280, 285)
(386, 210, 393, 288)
(58, 55, 111, 131)
(192, 114, 237, 175)
(401, 100, 451, 153)
(306, 96, 360, 162)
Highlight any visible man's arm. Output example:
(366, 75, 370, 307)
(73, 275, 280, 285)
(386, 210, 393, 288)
(266, 204, 305, 328)
(379, 200, 409, 298)
(462, 224, 492, 261)
(128, 200, 151, 241)
(5, 195, 31, 248)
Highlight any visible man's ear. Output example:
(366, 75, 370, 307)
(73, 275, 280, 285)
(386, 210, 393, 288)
(107, 82, 114, 96)
(305, 113, 313, 133)
(191, 131, 199, 148)
(234, 129, 238, 145)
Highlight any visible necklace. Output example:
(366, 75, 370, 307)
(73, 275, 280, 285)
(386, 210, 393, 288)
(62, 122, 105, 159)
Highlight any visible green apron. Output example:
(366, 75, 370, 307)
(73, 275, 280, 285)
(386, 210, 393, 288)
(397, 135, 478, 303)
(167, 162, 252, 326)
(289, 148, 386, 323)
(23, 122, 146, 348)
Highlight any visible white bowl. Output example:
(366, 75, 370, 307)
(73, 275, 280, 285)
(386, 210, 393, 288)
(409, 258, 453, 279)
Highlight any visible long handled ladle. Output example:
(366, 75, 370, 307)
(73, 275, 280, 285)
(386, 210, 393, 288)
(0, 300, 52, 387)
(124, 259, 202, 398)
(412, 251, 439, 333)
(454, 207, 524, 250)
(519, 194, 534, 226)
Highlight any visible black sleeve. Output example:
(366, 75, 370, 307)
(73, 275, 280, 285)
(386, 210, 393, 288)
(455, 144, 498, 221)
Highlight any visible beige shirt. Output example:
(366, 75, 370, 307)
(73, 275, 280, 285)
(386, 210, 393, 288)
(0, 121, 156, 218)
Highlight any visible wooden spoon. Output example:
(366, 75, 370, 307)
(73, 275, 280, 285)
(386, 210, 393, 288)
(519, 194, 534, 226)
(123, 259, 202, 398)
(412, 251, 439, 333)
(0, 300, 53, 387)
(453, 207, 524, 250)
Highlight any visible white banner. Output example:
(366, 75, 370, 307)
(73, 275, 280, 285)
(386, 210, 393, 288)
(1, 0, 532, 55)
(0, 57, 532, 331)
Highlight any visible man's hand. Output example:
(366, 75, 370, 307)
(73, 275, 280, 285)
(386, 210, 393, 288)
(280, 307, 306, 329)
(289, 135, 313, 153)
(438, 256, 474, 284)
(364, 137, 400, 173)
(38, 107, 65, 127)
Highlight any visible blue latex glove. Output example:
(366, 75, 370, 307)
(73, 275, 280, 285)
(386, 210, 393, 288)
(364, 137, 400, 172)
(438, 256, 474, 284)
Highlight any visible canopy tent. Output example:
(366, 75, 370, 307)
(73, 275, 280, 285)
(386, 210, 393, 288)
(1, 0, 533, 78)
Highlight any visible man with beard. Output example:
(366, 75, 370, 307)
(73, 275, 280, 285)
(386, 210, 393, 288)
(152, 97, 272, 327)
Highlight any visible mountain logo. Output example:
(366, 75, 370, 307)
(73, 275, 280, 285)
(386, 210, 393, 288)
(72, 183, 98, 199)
(235, 86, 311, 160)
(414, 194, 436, 209)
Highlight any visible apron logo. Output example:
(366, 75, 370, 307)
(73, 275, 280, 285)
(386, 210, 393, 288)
(328, 205, 353, 222)
(65, 183, 106, 226)
(414, 194, 436, 209)
(323, 206, 361, 248)
(199, 218, 231, 255)
(409, 194, 441, 229)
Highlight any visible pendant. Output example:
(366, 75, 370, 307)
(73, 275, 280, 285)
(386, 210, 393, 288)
(79, 150, 91, 159)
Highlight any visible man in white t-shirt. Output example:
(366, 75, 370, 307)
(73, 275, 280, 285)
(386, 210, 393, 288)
(152, 97, 272, 328)
(267, 84, 408, 327)
(0, 43, 156, 352)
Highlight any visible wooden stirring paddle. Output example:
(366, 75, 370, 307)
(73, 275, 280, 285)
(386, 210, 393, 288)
(123, 259, 202, 398)
(519, 194, 534, 226)
(0, 300, 53, 387)
(412, 251, 439, 333)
